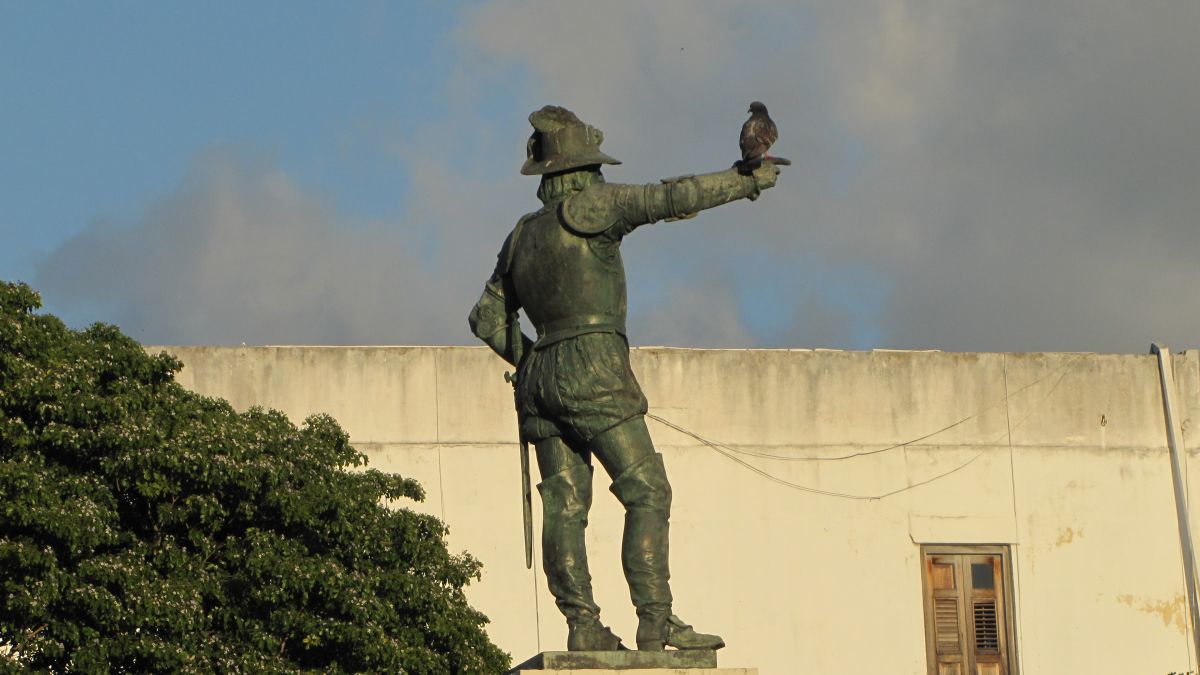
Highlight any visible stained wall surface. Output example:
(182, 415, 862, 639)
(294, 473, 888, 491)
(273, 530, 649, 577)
(152, 346, 1200, 674)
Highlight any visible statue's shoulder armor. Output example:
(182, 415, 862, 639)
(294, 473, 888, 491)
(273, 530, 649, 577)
(562, 183, 626, 235)
(500, 205, 555, 275)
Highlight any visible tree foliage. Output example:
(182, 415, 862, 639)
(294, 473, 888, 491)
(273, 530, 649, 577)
(0, 281, 510, 673)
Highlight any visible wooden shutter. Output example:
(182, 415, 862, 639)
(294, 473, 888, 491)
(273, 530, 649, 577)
(923, 549, 1014, 675)
(926, 555, 967, 675)
(966, 555, 1007, 675)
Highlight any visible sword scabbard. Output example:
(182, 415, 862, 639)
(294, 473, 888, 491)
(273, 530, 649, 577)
(504, 306, 534, 569)
(520, 439, 533, 569)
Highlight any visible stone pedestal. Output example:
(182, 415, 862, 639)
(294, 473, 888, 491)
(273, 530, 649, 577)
(507, 650, 757, 674)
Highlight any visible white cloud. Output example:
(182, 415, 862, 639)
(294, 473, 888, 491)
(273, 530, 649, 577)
(35, 1, 1200, 352)
(459, 0, 1200, 352)
(36, 147, 515, 346)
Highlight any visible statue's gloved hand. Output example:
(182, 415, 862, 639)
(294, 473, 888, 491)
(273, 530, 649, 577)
(751, 162, 781, 191)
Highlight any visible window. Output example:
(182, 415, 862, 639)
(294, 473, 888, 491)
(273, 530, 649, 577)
(921, 545, 1018, 675)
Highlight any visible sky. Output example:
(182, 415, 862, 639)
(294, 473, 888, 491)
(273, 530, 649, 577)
(2, 1, 1197, 353)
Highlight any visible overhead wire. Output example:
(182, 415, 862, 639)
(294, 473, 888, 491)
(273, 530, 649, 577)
(645, 355, 1084, 500)
(650, 355, 1083, 463)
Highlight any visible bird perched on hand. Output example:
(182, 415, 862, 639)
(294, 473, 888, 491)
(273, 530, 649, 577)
(739, 101, 779, 172)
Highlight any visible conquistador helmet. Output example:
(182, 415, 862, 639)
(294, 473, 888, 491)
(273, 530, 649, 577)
(521, 105, 622, 176)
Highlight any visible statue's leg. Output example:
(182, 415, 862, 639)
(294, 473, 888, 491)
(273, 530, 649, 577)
(535, 435, 624, 651)
(593, 416, 724, 652)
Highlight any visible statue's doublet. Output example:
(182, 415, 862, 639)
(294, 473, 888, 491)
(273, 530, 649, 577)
(502, 185, 649, 444)
(470, 170, 763, 443)
(508, 197, 627, 343)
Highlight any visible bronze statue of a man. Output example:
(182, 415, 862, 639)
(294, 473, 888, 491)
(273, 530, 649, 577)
(469, 106, 779, 652)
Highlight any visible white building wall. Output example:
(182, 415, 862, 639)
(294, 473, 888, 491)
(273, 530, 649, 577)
(153, 346, 1200, 674)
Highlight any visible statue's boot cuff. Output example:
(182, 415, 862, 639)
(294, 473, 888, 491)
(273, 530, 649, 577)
(608, 452, 672, 511)
(636, 614, 725, 651)
(567, 619, 628, 651)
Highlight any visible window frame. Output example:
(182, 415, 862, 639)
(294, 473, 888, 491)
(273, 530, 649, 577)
(919, 544, 1020, 675)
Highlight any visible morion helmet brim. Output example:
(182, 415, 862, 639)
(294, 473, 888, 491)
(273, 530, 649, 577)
(521, 114, 622, 176)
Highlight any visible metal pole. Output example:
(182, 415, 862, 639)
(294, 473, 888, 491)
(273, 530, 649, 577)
(1152, 343, 1200, 667)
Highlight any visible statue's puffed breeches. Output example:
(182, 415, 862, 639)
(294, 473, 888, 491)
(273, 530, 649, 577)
(518, 332, 649, 444)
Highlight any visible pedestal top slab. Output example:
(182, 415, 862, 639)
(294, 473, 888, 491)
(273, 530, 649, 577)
(510, 650, 720, 671)
(511, 670, 755, 675)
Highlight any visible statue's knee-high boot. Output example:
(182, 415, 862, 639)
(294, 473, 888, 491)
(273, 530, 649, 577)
(538, 463, 623, 650)
(610, 453, 724, 651)
(609, 454, 673, 647)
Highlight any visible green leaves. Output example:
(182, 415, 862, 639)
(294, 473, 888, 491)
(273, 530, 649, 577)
(0, 281, 509, 673)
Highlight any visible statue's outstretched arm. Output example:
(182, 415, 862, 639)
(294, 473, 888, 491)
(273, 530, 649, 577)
(563, 163, 780, 235)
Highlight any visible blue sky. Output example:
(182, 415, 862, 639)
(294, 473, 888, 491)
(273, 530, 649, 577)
(3, 2, 1198, 352)
(3, 2, 462, 273)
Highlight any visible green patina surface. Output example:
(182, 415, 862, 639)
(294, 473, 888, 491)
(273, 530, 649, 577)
(470, 105, 780, 653)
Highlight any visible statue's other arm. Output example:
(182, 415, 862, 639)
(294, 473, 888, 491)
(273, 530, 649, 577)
(469, 253, 533, 367)
(562, 163, 779, 236)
